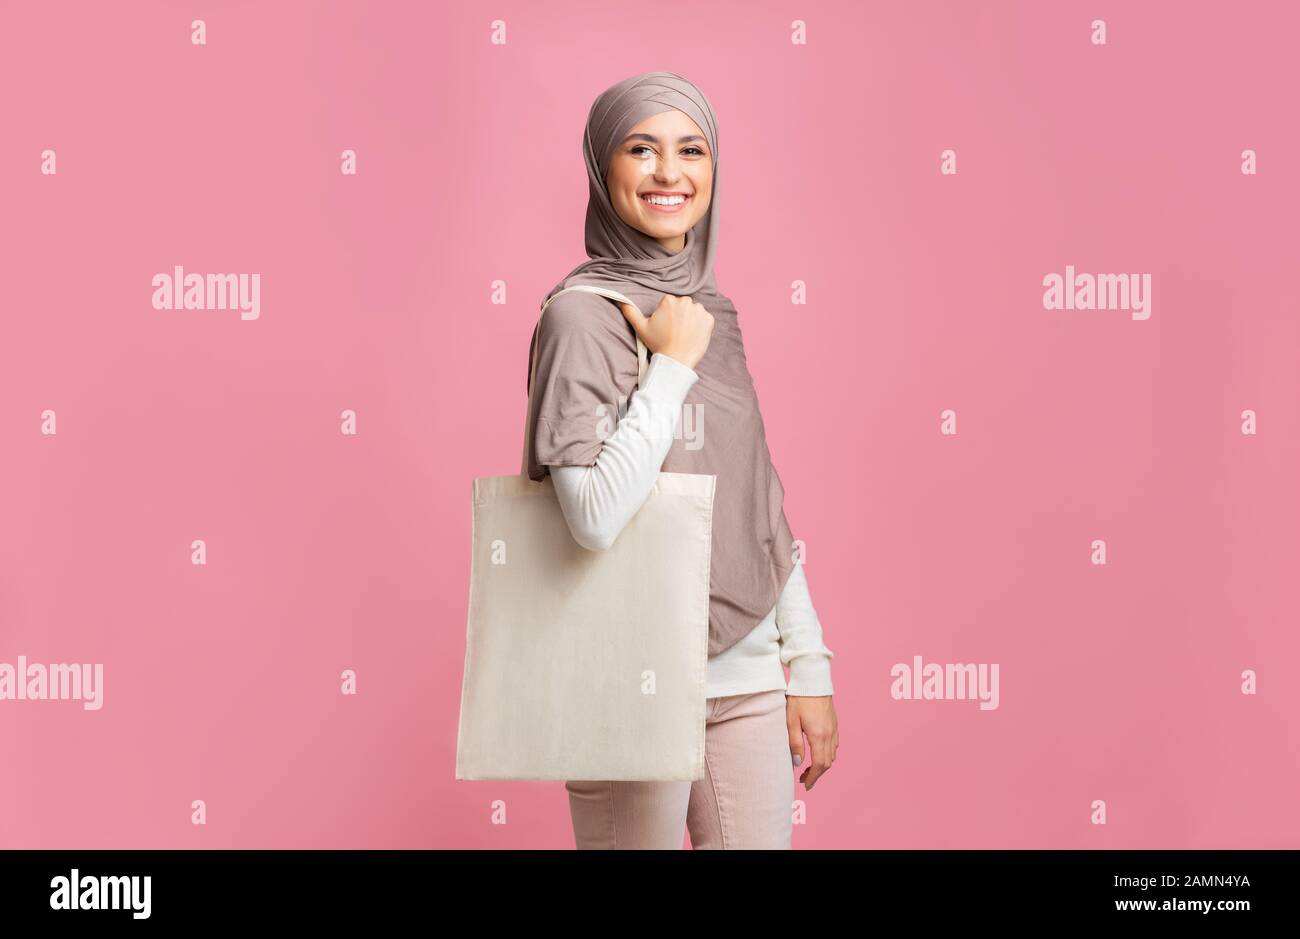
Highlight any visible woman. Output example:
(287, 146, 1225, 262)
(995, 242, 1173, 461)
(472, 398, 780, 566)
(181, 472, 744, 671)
(524, 72, 839, 849)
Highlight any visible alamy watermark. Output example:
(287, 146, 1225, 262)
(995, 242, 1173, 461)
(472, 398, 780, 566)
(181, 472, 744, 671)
(1042, 265, 1150, 320)
(50, 869, 150, 919)
(0, 656, 104, 710)
(594, 394, 703, 450)
(891, 655, 999, 710)
(152, 266, 260, 320)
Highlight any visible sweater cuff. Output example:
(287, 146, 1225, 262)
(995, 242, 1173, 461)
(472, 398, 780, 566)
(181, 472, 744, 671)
(786, 654, 834, 697)
(643, 352, 699, 398)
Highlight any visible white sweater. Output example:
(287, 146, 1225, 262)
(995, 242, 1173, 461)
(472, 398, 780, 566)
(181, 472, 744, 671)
(546, 351, 834, 699)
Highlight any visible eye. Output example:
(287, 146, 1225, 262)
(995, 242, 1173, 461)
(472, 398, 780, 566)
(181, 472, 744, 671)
(629, 144, 708, 158)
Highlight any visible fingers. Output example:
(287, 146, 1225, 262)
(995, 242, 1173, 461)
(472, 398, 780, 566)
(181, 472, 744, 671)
(786, 708, 805, 767)
(799, 738, 830, 790)
(798, 718, 836, 791)
(617, 301, 648, 338)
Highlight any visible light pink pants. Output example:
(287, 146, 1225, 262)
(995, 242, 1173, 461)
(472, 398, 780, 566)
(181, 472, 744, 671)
(565, 689, 794, 849)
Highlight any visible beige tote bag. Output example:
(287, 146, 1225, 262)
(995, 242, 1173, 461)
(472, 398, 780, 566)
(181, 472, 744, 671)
(455, 284, 716, 782)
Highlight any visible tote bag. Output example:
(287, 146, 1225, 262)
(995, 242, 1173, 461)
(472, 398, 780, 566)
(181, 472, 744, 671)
(455, 284, 716, 781)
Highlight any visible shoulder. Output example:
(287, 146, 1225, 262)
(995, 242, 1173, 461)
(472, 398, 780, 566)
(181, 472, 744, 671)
(537, 290, 628, 343)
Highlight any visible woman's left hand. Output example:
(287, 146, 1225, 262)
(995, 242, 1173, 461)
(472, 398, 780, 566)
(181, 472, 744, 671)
(786, 695, 838, 791)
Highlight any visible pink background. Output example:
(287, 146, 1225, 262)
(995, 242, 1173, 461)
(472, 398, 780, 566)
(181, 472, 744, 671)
(2, 0, 1297, 849)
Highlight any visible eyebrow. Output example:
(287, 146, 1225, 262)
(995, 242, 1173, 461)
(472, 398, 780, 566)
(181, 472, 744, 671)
(621, 133, 708, 146)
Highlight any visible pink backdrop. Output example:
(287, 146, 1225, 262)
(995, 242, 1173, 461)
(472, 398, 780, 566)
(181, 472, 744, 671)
(2, 0, 1297, 849)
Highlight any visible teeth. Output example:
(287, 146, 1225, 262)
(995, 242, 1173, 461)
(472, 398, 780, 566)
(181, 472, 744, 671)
(642, 194, 686, 205)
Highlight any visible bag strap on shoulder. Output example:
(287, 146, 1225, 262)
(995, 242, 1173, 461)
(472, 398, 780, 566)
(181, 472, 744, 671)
(520, 285, 650, 477)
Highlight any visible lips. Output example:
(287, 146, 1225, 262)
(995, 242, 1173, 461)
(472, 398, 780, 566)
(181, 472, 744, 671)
(639, 192, 691, 214)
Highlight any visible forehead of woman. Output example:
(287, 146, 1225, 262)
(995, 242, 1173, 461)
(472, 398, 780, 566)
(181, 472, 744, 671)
(587, 72, 718, 176)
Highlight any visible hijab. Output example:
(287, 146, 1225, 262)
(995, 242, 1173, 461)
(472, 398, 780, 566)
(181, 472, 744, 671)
(525, 71, 798, 657)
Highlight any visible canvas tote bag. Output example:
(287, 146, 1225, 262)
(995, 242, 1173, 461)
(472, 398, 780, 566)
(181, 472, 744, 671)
(455, 284, 716, 781)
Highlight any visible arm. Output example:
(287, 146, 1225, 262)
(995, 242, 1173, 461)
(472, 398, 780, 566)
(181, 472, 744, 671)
(777, 563, 835, 696)
(549, 352, 699, 551)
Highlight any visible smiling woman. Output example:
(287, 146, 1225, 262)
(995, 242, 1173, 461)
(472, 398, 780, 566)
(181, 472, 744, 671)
(604, 111, 714, 253)
(508, 71, 840, 850)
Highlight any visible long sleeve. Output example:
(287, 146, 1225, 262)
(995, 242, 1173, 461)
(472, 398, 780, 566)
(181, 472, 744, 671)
(777, 563, 835, 696)
(549, 351, 699, 551)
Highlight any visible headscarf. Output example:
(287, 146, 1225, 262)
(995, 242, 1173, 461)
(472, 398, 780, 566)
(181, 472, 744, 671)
(524, 71, 797, 657)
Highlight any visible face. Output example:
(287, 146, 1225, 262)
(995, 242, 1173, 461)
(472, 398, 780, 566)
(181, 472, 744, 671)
(604, 109, 713, 254)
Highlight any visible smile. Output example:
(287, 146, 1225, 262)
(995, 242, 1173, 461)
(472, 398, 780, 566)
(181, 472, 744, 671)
(639, 192, 691, 213)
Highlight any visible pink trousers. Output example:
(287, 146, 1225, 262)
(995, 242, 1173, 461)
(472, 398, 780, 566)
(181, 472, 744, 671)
(565, 689, 794, 849)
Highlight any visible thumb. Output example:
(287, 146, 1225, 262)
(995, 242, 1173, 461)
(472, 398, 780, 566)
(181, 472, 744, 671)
(787, 711, 805, 767)
(617, 301, 648, 340)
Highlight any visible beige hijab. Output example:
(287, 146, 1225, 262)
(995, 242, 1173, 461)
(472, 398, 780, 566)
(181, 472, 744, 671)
(525, 71, 797, 657)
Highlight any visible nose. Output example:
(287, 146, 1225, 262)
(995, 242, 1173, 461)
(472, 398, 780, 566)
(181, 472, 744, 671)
(641, 151, 682, 183)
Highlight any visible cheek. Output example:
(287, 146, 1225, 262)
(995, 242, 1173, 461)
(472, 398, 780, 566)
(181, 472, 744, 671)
(693, 178, 713, 218)
(694, 168, 712, 198)
(613, 157, 656, 192)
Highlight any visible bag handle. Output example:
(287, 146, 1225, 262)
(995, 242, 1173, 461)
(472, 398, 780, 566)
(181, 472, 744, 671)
(521, 285, 650, 477)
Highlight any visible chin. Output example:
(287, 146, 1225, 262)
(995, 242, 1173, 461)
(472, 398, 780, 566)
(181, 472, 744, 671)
(645, 224, 687, 240)
(637, 214, 689, 237)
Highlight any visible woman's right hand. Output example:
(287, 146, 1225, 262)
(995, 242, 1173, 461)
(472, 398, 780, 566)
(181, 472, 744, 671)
(618, 295, 714, 371)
